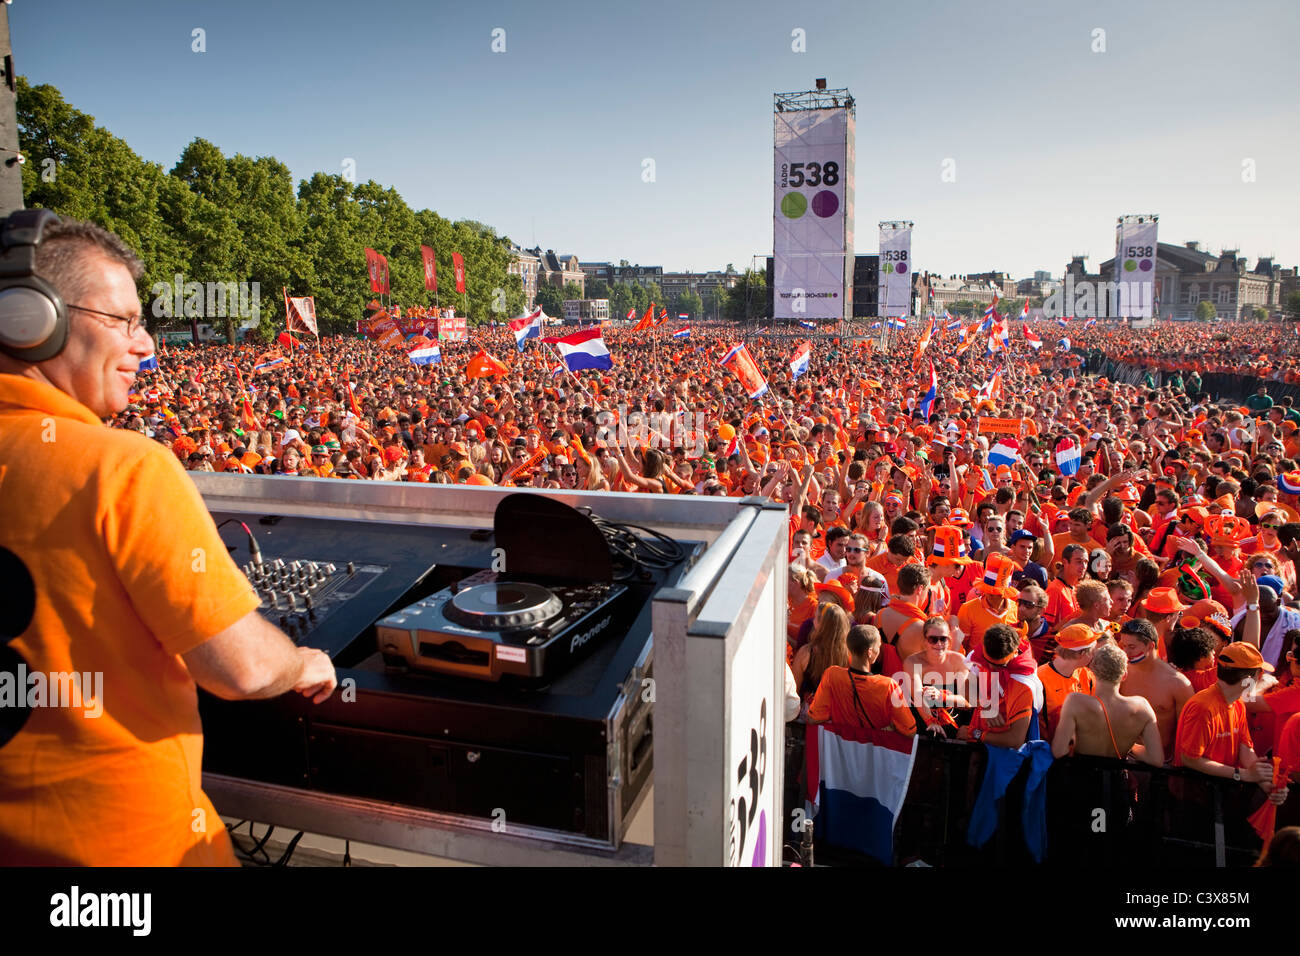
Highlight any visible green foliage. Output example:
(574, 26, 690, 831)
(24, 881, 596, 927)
(535, 284, 564, 319)
(1285, 292, 1300, 320)
(16, 78, 521, 336)
(1195, 300, 1217, 321)
(723, 269, 766, 321)
(677, 289, 703, 318)
(586, 278, 610, 300)
(1252, 307, 1268, 321)
(560, 281, 584, 302)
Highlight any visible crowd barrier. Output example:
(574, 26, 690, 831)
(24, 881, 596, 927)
(786, 731, 1297, 867)
(1086, 356, 1300, 407)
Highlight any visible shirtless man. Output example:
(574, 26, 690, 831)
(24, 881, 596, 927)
(1053, 642, 1164, 765)
(876, 563, 932, 661)
(1118, 617, 1193, 762)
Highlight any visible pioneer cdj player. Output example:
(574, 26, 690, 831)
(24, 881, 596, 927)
(200, 488, 701, 842)
(376, 495, 640, 681)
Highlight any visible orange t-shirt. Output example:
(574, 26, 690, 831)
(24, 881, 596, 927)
(1277, 712, 1300, 779)
(1036, 661, 1095, 743)
(1174, 684, 1252, 768)
(956, 595, 1019, 649)
(969, 676, 1035, 737)
(1043, 578, 1079, 632)
(0, 375, 255, 865)
(866, 552, 916, 597)
(808, 666, 917, 735)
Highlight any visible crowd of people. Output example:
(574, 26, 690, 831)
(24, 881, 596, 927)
(117, 314, 1300, 855)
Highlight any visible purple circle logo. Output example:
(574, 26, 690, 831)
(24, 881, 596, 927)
(895, 261, 908, 275)
(811, 190, 839, 218)
(1139, 259, 1153, 272)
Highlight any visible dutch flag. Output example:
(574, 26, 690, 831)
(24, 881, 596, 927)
(138, 355, 159, 371)
(253, 357, 287, 371)
(678, 313, 689, 320)
(945, 311, 961, 333)
(1055, 436, 1081, 477)
(1024, 325, 1042, 350)
(799, 320, 817, 330)
(870, 322, 883, 330)
(407, 342, 442, 365)
(542, 327, 613, 371)
(806, 723, 919, 866)
(790, 341, 811, 380)
(1058, 337, 1071, 351)
(673, 326, 691, 339)
(508, 307, 544, 351)
(1083, 318, 1097, 330)
(888, 318, 906, 330)
(988, 437, 1020, 469)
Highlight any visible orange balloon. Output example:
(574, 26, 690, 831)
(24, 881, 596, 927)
(718, 423, 736, 441)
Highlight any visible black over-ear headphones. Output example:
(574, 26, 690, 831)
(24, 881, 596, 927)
(0, 208, 67, 362)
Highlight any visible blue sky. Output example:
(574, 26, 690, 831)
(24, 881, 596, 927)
(14, 0, 1299, 278)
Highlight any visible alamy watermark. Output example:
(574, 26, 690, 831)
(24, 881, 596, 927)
(595, 404, 711, 457)
(0, 665, 103, 718)
(150, 275, 261, 321)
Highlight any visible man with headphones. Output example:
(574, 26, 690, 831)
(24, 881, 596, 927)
(0, 211, 336, 865)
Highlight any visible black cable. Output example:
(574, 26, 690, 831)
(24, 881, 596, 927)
(271, 830, 306, 867)
(576, 509, 686, 581)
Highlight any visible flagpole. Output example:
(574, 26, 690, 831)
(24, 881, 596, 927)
(283, 287, 293, 358)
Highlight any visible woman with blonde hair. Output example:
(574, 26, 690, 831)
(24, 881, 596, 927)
(792, 602, 851, 703)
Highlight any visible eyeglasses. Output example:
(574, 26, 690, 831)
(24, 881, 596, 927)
(844, 546, 866, 553)
(924, 634, 949, 644)
(68, 303, 145, 337)
(1017, 598, 1043, 608)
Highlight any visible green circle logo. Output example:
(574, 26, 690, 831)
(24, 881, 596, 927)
(781, 192, 807, 218)
(1124, 259, 1138, 272)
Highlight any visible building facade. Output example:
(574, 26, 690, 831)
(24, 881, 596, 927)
(508, 246, 540, 310)
(528, 248, 586, 296)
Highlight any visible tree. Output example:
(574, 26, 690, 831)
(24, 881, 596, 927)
(1195, 300, 1217, 322)
(677, 289, 703, 319)
(586, 278, 610, 300)
(1285, 292, 1300, 321)
(723, 269, 767, 322)
(561, 281, 584, 303)
(535, 284, 564, 320)
(1253, 307, 1268, 321)
(704, 286, 727, 320)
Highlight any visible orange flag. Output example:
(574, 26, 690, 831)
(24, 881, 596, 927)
(466, 349, 508, 379)
(632, 303, 655, 332)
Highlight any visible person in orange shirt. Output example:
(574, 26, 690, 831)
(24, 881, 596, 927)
(1174, 643, 1288, 808)
(957, 624, 1039, 748)
(0, 213, 336, 865)
(1036, 624, 1097, 744)
(808, 625, 917, 736)
(1043, 543, 1088, 635)
(865, 534, 918, 598)
(956, 553, 1020, 650)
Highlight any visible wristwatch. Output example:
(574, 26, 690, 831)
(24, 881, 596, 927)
(1232, 767, 1242, 782)
(1246, 603, 1259, 611)
(972, 728, 984, 742)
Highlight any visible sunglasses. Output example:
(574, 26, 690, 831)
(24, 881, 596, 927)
(924, 634, 949, 644)
(1017, 598, 1043, 608)
(1261, 523, 1281, 530)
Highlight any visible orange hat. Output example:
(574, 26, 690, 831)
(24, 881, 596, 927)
(947, 508, 974, 528)
(814, 580, 855, 613)
(1217, 641, 1273, 672)
(1141, 586, 1188, 615)
(1204, 514, 1251, 548)
(383, 446, 406, 462)
(929, 526, 974, 565)
(1055, 623, 1099, 651)
(1177, 505, 1210, 527)
(1257, 501, 1300, 523)
(975, 553, 1019, 601)
(1114, 483, 1140, 503)
(466, 473, 493, 486)
(1066, 486, 1086, 506)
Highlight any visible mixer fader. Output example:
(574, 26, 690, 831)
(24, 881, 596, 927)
(241, 557, 387, 645)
